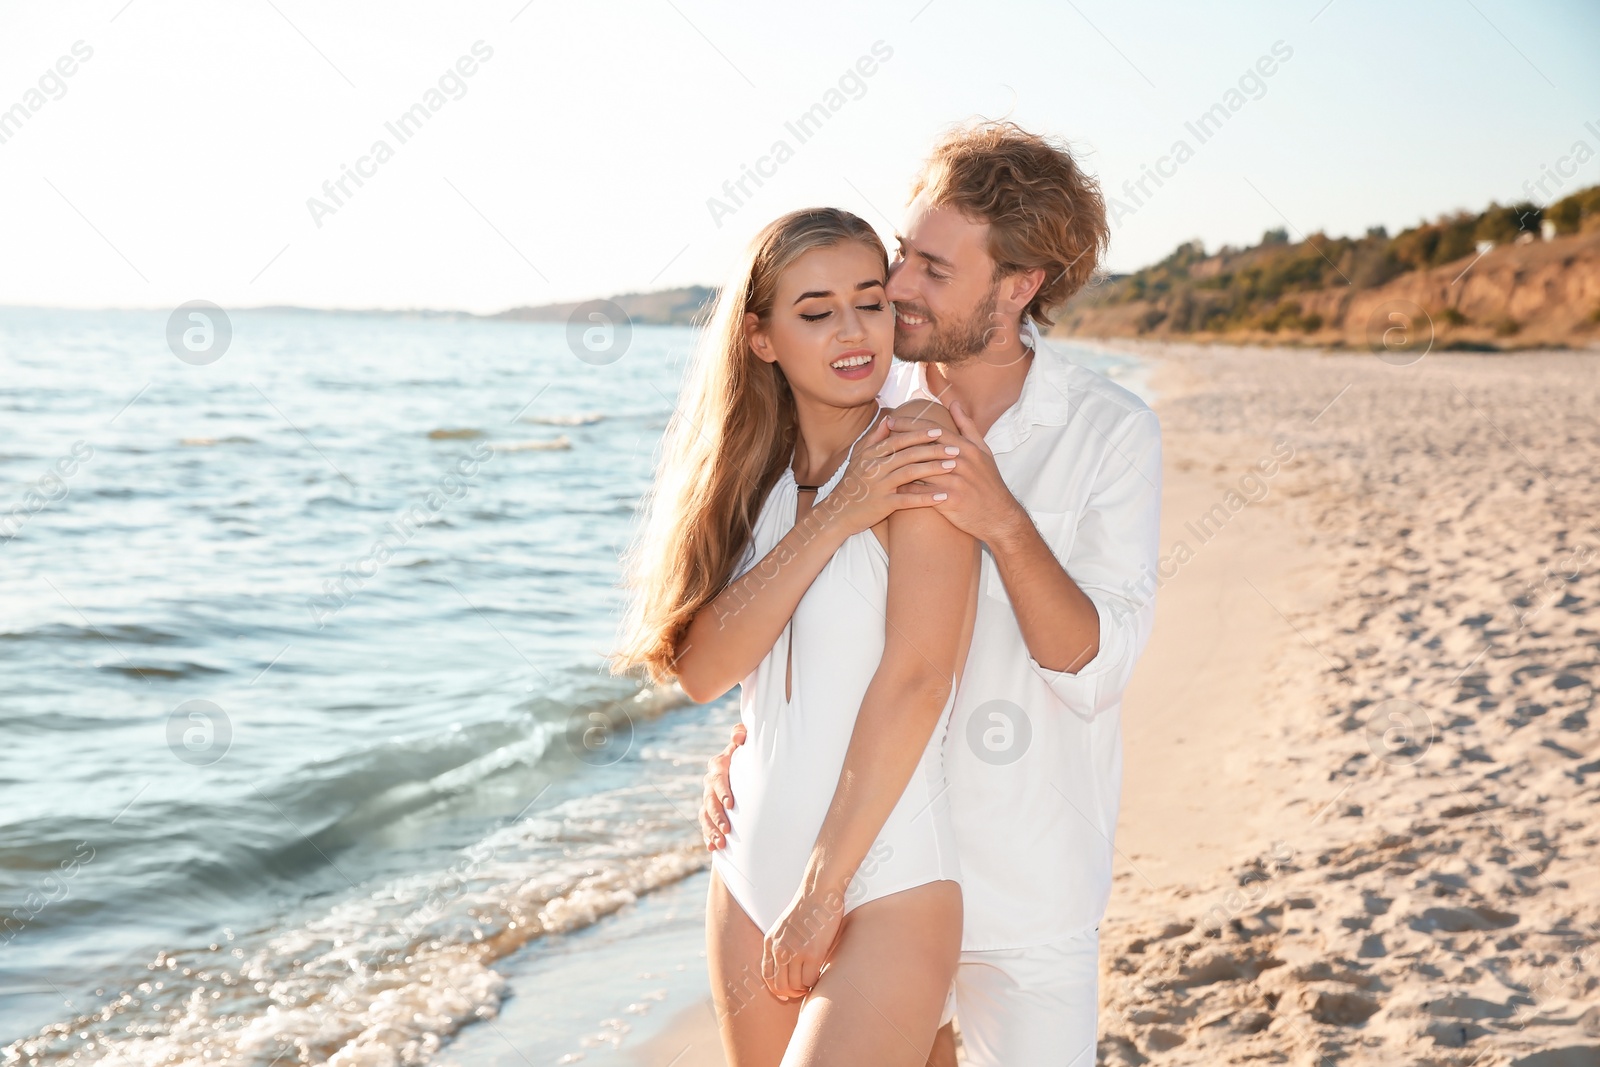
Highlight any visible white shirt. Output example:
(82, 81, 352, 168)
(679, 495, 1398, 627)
(878, 321, 1162, 950)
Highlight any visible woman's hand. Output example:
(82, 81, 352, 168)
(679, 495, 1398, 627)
(762, 883, 847, 1000)
(887, 400, 1028, 547)
(819, 417, 961, 537)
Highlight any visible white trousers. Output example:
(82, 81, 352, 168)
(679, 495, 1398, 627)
(943, 925, 1099, 1067)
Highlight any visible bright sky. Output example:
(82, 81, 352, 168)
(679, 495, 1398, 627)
(3, 0, 1597, 314)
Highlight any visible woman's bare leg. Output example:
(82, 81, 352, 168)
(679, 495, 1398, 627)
(780, 881, 962, 1067)
(707, 868, 804, 1066)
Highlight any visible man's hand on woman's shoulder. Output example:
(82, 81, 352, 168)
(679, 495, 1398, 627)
(821, 411, 959, 536)
(889, 399, 1028, 546)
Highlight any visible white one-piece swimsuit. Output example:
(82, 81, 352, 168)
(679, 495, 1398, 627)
(711, 415, 962, 934)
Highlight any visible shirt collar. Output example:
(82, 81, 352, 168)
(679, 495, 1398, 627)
(895, 317, 1074, 451)
(1016, 316, 1073, 426)
(982, 316, 1074, 452)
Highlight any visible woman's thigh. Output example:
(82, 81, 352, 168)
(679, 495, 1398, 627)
(780, 880, 962, 1067)
(707, 868, 803, 1067)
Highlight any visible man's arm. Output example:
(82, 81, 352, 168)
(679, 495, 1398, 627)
(901, 399, 1162, 716)
(987, 513, 1102, 672)
(990, 406, 1163, 715)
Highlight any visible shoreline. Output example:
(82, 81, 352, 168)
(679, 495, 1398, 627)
(1111, 343, 1336, 892)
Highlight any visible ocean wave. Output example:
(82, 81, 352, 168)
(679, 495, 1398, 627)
(0, 310, 712, 1062)
(1, 776, 708, 1067)
(518, 413, 605, 426)
(97, 660, 227, 681)
(277, 723, 556, 855)
(0, 622, 185, 646)
(4, 686, 698, 930)
(486, 437, 571, 452)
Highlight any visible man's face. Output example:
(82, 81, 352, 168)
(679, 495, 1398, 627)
(886, 194, 1002, 365)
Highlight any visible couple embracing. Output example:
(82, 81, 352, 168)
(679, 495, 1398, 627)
(614, 121, 1162, 1066)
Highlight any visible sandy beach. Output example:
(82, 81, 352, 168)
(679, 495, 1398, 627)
(9, 7, 1596, 1065)
(622, 340, 1600, 1067)
(1098, 341, 1600, 1065)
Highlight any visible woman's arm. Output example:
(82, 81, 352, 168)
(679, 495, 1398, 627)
(672, 417, 961, 703)
(761, 400, 980, 998)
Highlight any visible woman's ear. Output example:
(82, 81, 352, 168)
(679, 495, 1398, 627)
(744, 311, 777, 365)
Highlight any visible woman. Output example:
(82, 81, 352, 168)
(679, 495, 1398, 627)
(614, 208, 980, 1065)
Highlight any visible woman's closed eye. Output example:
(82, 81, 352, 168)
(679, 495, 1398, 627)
(799, 301, 885, 322)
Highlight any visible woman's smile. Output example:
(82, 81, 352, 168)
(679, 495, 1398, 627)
(830, 348, 876, 380)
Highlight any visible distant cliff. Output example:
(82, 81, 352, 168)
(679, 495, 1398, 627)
(493, 286, 715, 327)
(1055, 184, 1600, 350)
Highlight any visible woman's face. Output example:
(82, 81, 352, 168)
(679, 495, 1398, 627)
(747, 240, 892, 408)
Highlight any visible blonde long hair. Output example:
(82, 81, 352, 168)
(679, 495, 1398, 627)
(613, 208, 887, 682)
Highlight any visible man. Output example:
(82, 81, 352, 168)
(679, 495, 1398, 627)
(700, 121, 1162, 1065)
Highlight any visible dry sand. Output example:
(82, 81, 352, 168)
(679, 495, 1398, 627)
(631, 342, 1600, 1066)
(1100, 341, 1600, 1066)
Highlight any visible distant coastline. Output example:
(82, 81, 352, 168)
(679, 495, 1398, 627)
(1054, 182, 1600, 352)
(15, 183, 1599, 349)
(219, 286, 715, 327)
(0, 290, 717, 327)
(491, 285, 715, 326)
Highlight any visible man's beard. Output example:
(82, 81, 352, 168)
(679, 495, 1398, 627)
(894, 280, 1000, 365)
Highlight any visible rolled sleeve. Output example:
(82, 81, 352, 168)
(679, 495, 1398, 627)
(1030, 407, 1162, 720)
(1028, 585, 1149, 719)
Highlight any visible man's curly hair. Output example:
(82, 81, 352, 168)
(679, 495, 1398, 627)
(908, 120, 1108, 328)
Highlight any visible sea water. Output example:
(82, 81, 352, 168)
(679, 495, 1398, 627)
(0, 307, 1141, 1064)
